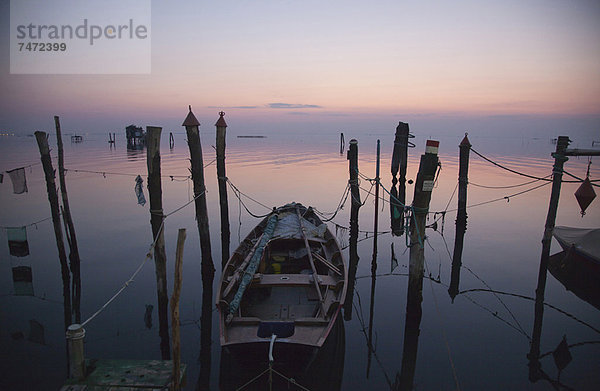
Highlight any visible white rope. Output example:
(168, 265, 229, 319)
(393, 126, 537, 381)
(80, 188, 206, 327)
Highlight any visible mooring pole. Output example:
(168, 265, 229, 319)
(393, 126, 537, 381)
(372, 140, 381, 263)
(146, 126, 171, 360)
(66, 324, 86, 380)
(215, 111, 230, 269)
(183, 106, 215, 281)
(527, 136, 570, 380)
(344, 139, 361, 321)
(171, 228, 186, 391)
(398, 140, 439, 390)
(35, 131, 72, 328)
(408, 140, 439, 290)
(340, 132, 345, 154)
(169, 132, 174, 149)
(55, 116, 82, 323)
(449, 134, 470, 301)
(391, 122, 410, 236)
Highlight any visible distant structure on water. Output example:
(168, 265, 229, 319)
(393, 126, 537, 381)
(126, 125, 146, 149)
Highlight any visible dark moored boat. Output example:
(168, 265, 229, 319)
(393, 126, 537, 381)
(216, 203, 347, 360)
(549, 226, 600, 309)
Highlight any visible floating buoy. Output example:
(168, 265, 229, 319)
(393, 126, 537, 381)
(574, 177, 596, 216)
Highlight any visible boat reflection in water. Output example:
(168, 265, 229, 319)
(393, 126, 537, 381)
(219, 316, 345, 391)
(548, 226, 600, 310)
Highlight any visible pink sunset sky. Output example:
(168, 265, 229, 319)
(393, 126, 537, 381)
(1, 0, 599, 136)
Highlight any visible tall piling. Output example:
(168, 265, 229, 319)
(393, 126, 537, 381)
(391, 122, 410, 236)
(35, 131, 72, 328)
(183, 106, 215, 281)
(215, 111, 230, 269)
(344, 139, 361, 321)
(527, 136, 570, 380)
(55, 116, 82, 323)
(146, 126, 171, 360)
(340, 132, 345, 154)
(398, 140, 439, 390)
(449, 134, 470, 301)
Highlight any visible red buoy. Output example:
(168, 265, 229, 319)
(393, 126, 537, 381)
(574, 177, 596, 216)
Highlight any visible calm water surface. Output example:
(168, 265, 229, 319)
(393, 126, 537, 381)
(0, 128, 599, 390)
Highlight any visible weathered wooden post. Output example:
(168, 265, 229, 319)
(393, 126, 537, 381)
(397, 140, 439, 390)
(66, 324, 86, 379)
(391, 122, 410, 236)
(171, 229, 186, 391)
(35, 131, 72, 328)
(408, 140, 439, 290)
(183, 106, 215, 281)
(55, 116, 82, 323)
(216, 111, 230, 269)
(449, 134, 470, 301)
(344, 139, 361, 321)
(340, 132, 345, 154)
(372, 139, 381, 265)
(146, 126, 171, 360)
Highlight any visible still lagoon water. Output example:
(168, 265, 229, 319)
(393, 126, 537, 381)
(1, 126, 599, 390)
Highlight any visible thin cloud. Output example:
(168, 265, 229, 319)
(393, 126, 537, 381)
(268, 103, 322, 109)
(207, 105, 259, 109)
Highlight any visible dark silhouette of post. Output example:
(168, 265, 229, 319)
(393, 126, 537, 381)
(397, 140, 439, 390)
(55, 116, 82, 323)
(391, 122, 410, 236)
(197, 253, 215, 391)
(528, 136, 570, 381)
(35, 131, 72, 329)
(449, 134, 470, 301)
(216, 111, 230, 269)
(146, 126, 171, 360)
(344, 139, 361, 321)
(183, 106, 215, 281)
(366, 140, 381, 377)
(394, 267, 423, 391)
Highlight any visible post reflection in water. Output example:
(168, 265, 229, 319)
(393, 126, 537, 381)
(196, 266, 214, 390)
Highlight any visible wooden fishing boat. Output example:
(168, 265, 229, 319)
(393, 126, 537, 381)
(216, 203, 347, 357)
(549, 226, 600, 309)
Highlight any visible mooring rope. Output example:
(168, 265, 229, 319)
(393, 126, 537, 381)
(79, 189, 207, 327)
(468, 175, 552, 189)
(470, 147, 599, 184)
(226, 178, 272, 219)
(314, 183, 351, 222)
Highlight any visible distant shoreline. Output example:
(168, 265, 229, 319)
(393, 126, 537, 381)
(236, 135, 266, 138)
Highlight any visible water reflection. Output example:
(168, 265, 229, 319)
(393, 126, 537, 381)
(196, 266, 214, 390)
(219, 317, 345, 391)
(2, 131, 599, 390)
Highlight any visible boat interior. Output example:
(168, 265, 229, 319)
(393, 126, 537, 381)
(231, 237, 344, 323)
